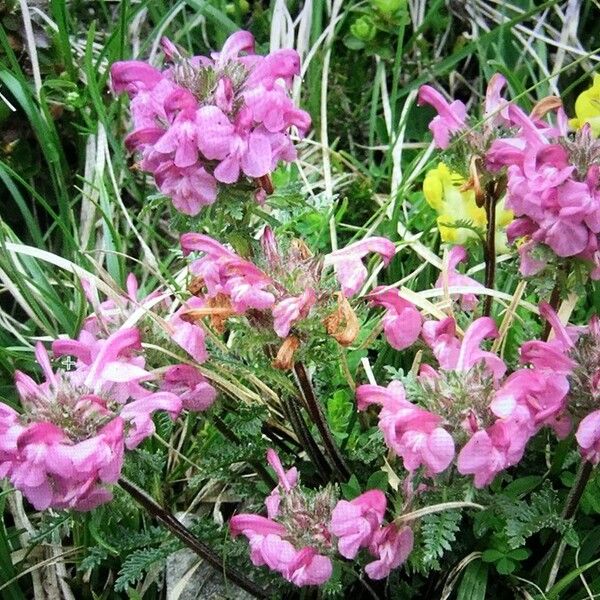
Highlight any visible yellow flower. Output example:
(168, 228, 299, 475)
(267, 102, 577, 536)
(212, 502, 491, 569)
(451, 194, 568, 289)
(422, 163, 513, 252)
(569, 74, 600, 136)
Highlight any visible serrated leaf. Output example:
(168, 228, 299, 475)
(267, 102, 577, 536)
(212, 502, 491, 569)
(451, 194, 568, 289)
(421, 511, 461, 568)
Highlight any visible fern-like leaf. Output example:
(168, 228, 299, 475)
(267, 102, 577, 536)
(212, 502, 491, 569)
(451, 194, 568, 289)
(420, 510, 462, 570)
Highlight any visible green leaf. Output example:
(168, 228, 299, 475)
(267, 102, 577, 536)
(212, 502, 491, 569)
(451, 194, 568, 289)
(457, 560, 488, 600)
(508, 548, 529, 561)
(421, 511, 461, 569)
(366, 471, 389, 492)
(546, 558, 600, 600)
(341, 474, 361, 500)
(502, 476, 543, 499)
(495, 557, 516, 575)
(481, 549, 505, 563)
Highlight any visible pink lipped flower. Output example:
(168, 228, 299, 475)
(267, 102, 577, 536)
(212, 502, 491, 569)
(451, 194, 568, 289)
(324, 237, 396, 297)
(329, 490, 387, 558)
(265, 448, 298, 519)
(418, 86, 467, 149)
(369, 287, 422, 351)
(576, 410, 600, 464)
(356, 381, 455, 475)
(272, 289, 317, 338)
(2, 338, 182, 510)
(365, 524, 414, 580)
(435, 246, 485, 311)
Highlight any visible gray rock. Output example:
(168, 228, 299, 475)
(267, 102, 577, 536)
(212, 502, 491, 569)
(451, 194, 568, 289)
(166, 547, 255, 600)
(165, 514, 254, 600)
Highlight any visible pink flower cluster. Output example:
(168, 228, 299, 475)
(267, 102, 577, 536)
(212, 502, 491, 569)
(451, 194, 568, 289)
(180, 230, 395, 338)
(488, 106, 600, 278)
(111, 31, 311, 215)
(358, 314, 574, 488)
(230, 449, 412, 586)
(419, 74, 600, 279)
(330, 490, 413, 580)
(0, 276, 217, 511)
(524, 304, 600, 465)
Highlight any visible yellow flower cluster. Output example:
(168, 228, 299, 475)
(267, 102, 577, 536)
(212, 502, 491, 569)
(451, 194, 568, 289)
(569, 74, 600, 136)
(423, 163, 513, 252)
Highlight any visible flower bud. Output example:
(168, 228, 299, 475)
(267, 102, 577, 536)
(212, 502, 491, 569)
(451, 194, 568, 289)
(350, 16, 377, 42)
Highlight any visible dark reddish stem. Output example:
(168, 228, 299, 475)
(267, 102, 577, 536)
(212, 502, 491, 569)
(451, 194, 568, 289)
(293, 362, 351, 481)
(119, 478, 269, 599)
(482, 183, 498, 317)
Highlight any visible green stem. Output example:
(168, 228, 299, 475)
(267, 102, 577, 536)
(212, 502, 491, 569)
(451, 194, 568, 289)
(118, 478, 269, 599)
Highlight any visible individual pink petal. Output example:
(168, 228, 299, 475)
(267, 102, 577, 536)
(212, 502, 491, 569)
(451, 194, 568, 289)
(272, 289, 316, 337)
(229, 514, 286, 538)
(196, 106, 235, 160)
(241, 131, 272, 178)
(576, 410, 600, 464)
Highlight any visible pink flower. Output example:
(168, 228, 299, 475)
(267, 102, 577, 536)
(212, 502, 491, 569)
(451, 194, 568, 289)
(229, 514, 332, 586)
(491, 369, 570, 437)
(576, 410, 600, 464)
(255, 537, 332, 586)
(265, 448, 298, 519)
(329, 490, 387, 558)
(422, 316, 506, 379)
(161, 365, 217, 412)
(180, 233, 275, 312)
(153, 110, 201, 168)
(324, 237, 396, 297)
(6, 413, 125, 511)
(435, 246, 484, 311)
(194, 105, 237, 160)
(53, 328, 152, 403)
(356, 381, 455, 474)
(111, 31, 310, 216)
(365, 524, 413, 580)
(485, 97, 600, 277)
(418, 85, 467, 148)
(519, 302, 579, 374)
(169, 297, 209, 364)
(2, 337, 189, 511)
(154, 162, 217, 216)
(457, 405, 534, 488)
(120, 392, 182, 448)
(230, 513, 287, 540)
(272, 289, 316, 338)
(230, 514, 288, 566)
(213, 108, 274, 183)
(283, 547, 332, 587)
(213, 30, 255, 65)
(369, 287, 422, 350)
(484, 73, 510, 127)
(110, 61, 162, 95)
